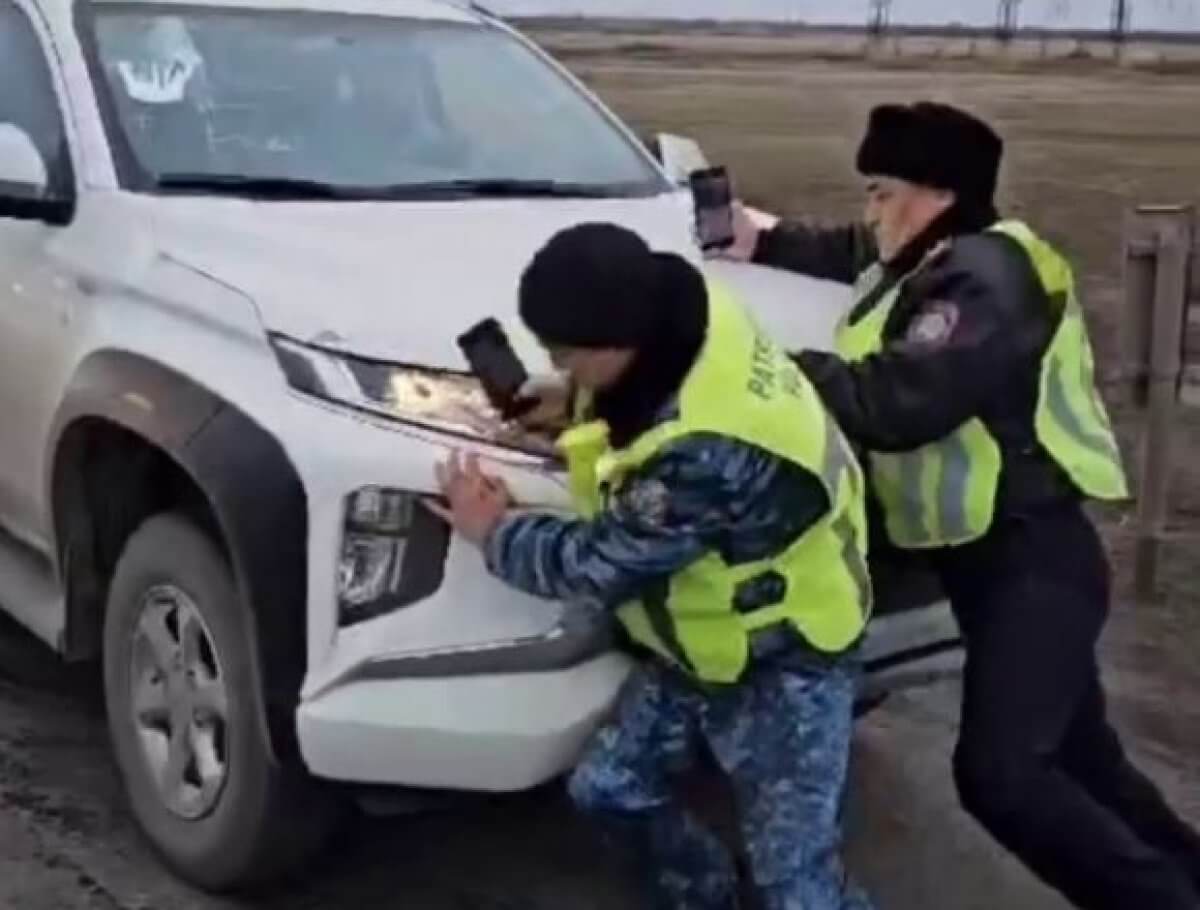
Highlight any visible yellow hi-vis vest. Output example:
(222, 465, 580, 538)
(835, 220, 1129, 550)
(557, 282, 872, 684)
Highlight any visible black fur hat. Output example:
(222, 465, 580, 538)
(519, 223, 706, 350)
(855, 102, 1003, 205)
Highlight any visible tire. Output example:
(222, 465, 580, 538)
(103, 512, 333, 892)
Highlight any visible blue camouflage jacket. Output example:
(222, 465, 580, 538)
(483, 405, 832, 613)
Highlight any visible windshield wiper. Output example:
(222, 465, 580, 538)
(154, 174, 645, 201)
(155, 174, 361, 200)
(381, 178, 635, 200)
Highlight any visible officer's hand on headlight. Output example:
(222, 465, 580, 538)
(719, 202, 780, 262)
(429, 451, 512, 546)
(513, 374, 571, 433)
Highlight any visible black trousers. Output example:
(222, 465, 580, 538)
(934, 502, 1200, 910)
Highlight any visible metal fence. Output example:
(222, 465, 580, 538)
(860, 1, 1184, 41)
(493, 1, 1200, 41)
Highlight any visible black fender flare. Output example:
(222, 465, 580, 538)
(47, 351, 308, 763)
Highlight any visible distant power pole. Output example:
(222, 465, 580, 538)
(996, 0, 1020, 39)
(1112, 0, 1131, 41)
(868, 0, 891, 36)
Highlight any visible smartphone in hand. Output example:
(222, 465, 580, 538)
(456, 318, 537, 420)
(689, 166, 735, 252)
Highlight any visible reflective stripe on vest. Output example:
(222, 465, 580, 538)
(558, 281, 871, 683)
(866, 419, 1001, 547)
(820, 410, 874, 613)
(989, 220, 1129, 502)
(834, 220, 1127, 550)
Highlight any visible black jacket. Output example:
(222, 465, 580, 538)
(754, 217, 1080, 519)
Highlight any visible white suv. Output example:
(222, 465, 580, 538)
(0, 0, 961, 892)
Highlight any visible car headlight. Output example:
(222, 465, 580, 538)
(339, 486, 450, 626)
(272, 334, 562, 458)
(272, 337, 556, 625)
(271, 334, 506, 434)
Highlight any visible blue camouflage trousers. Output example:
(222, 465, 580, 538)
(568, 656, 874, 910)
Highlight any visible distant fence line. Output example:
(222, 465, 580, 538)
(511, 16, 1200, 51)
(869, 0, 1180, 43)
(500, 0, 1200, 46)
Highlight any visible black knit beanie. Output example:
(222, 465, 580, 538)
(856, 101, 1003, 206)
(519, 222, 703, 349)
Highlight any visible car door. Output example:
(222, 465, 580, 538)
(0, 0, 81, 549)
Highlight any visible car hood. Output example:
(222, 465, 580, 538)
(139, 193, 708, 367)
(130, 192, 849, 367)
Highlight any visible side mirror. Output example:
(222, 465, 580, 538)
(651, 132, 710, 186)
(0, 123, 73, 225)
(0, 124, 48, 193)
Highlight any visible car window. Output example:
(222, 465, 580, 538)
(0, 0, 72, 195)
(84, 5, 667, 198)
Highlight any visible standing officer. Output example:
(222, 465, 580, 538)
(432, 223, 874, 910)
(724, 100, 1200, 910)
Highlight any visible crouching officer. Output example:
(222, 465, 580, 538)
(433, 223, 875, 910)
(725, 101, 1200, 910)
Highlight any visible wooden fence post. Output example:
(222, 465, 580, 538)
(1121, 205, 1195, 600)
(1184, 225, 1200, 408)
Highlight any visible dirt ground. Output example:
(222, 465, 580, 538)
(2, 31, 1200, 910)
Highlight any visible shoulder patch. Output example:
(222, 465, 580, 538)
(621, 478, 671, 526)
(906, 300, 960, 346)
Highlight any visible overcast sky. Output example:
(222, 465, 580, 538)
(490, 0, 1200, 32)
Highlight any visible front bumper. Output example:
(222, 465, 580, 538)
(276, 392, 632, 790)
(294, 591, 633, 790)
(858, 599, 964, 702)
(297, 652, 632, 790)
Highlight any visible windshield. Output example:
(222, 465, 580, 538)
(82, 4, 667, 199)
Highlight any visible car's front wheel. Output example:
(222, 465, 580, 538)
(103, 512, 332, 891)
